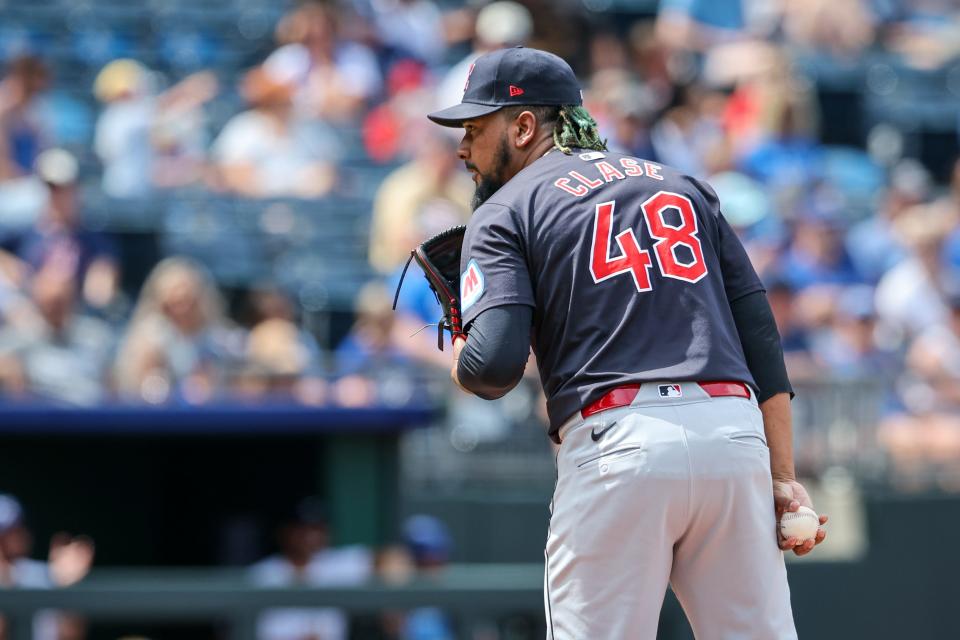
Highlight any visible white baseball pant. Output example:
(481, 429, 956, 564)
(544, 381, 796, 640)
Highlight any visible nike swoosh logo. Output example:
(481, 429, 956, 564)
(590, 421, 617, 442)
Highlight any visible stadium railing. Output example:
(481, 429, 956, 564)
(0, 565, 545, 640)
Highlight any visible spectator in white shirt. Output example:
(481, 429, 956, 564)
(212, 65, 340, 199)
(93, 59, 218, 198)
(875, 203, 956, 341)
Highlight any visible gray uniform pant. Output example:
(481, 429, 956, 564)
(545, 381, 796, 640)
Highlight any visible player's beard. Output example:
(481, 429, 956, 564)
(471, 135, 511, 211)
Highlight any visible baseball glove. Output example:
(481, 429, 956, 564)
(392, 225, 467, 350)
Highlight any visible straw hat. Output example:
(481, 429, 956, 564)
(94, 59, 148, 102)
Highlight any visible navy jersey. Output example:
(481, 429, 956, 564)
(459, 149, 764, 440)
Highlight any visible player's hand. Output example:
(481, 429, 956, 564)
(48, 533, 95, 586)
(772, 477, 827, 556)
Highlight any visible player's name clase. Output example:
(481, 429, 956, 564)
(554, 155, 665, 197)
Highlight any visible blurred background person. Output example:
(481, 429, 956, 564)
(360, 58, 434, 164)
(875, 202, 958, 341)
(368, 129, 471, 275)
(0, 494, 94, 640)
(332, 281, 416, 408)
(232, 285, 326, 405)
(378, 514, 455, 640)
(249, 497, 372, 640)
(364, 0, 446, 67)
(113, 257, 241, 405)
(335, 281, 408, 377)
(846, 159, 932, 283)
(648, 81, 726, 178)
(880, 281, 960, 479)
(0, 148, 120, 311)
(398, 514, 454, 640)
(808, 285, 897, 381)
(587, 68, 660, 161)
(0, 494, 94, 589)
(93, 59, 218, 198)
(434, 1, 533, 111)
(780, 0, 876, 57)
(0, 266, 113, 406)
(234, 317, 326, 405)
(211, 65, 340, 199)
(776, 200, 864, 291)
(266, 1, 382, 123)
(0, 56, 50, 182)
(902, 281, 960, 413)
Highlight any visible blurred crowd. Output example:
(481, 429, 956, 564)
(0, 2, 955, 470)
(0, 0, 959, 638)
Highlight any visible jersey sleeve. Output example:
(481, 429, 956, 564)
(689, 177, 764, 302)
(459, 203, 535, 327)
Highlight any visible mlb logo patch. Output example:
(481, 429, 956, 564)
(460, 259, 485, 312)
(579, 151, 605, 161)
(658, 384, 682, 398)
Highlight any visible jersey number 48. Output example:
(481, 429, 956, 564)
(589, 191, 707, 292)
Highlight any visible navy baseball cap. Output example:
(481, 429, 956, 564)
(403, 514, 452, 563)
(428, 46, 582, 127)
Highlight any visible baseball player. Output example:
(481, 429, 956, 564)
(426, 47, 827, 639)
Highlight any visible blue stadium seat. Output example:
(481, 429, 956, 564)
(80, 189, 166, 232)
(0, 25, 40, 61)
(161, 195, 270, 285)
(0, 3, 62, 26)
(157, 29, 221, 71)
(271, 247, 373, 310)
(71, 27, 136, 66)
(38, 90, 95, 147)
(338, 162, 402, 199)
(862, 54, 959, 131)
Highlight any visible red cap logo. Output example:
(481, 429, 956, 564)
(463, 63, 476, 93)
(509, 85, 524, 97)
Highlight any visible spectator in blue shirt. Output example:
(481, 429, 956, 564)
(777, 201, 864, 290)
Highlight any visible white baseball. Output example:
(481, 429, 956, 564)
(779, 506, 819, 542)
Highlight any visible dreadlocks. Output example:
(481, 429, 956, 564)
(552, 106, 607, 154)
(501, 104, 608, 155)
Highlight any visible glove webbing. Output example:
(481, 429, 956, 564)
(392, 252, 465, 352)
(392, 252, 415, 311)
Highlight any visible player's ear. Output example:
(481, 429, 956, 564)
(512, 110, 537, 149)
